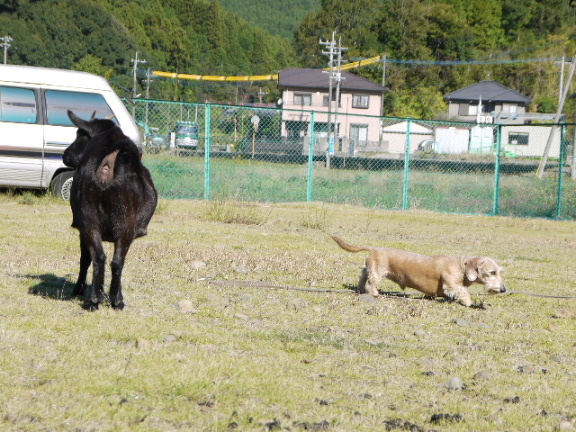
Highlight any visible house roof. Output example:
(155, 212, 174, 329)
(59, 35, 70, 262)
(278, 68, 388, 93)
(444, 80, 532, 105)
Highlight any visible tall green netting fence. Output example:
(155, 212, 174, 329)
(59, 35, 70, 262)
(129, 99, 576, 219)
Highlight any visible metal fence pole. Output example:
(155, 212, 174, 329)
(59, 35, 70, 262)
(307, 112, 316, 202)
(402, 118, 412, 210)
(493, 124, 502, 216)
(556, 124, 566, 218)
(204, 104, 211, 200)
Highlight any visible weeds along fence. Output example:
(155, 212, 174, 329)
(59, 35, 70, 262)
(129, 99, 576, 219)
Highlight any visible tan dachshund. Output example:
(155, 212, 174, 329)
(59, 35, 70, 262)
(331, 236, 506, 307)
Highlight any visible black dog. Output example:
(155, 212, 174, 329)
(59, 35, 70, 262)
(63, 111, 157, 310)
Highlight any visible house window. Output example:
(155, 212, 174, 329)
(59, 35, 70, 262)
(468, 103, 481, 116)
(508, 132, 528, 146)
(352, 94, 369, 109)
(467, 101, 494, 116)
(293, 93, 311, 106)
(323, 92, 341, 107)
(350, 124, 369, 147)
(503, 104, 518, 115)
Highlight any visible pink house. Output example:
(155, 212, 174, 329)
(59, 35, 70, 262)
(278, 68, 388, 155)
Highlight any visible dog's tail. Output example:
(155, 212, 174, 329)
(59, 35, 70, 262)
(331, 235, 372, 253)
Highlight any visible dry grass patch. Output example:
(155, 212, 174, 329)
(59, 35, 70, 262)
(1, 195, 576, 431)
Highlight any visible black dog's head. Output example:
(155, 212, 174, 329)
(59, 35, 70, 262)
(63, 110, 121, 169)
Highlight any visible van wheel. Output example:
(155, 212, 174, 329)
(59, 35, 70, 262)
(50, 171, 74, 201)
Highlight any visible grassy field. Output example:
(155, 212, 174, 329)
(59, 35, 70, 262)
(143, 153, 576, 219)
(1, 192, 576, 431)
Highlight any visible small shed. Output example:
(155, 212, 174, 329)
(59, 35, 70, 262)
(381, 121, 434, 154)
(501, 125, 560, 158)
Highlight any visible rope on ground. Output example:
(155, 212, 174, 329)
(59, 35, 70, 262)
(207, 280, 353, 294)
(504, 291, 576, 299)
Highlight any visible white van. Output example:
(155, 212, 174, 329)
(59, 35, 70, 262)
(0, 65, 140, 200)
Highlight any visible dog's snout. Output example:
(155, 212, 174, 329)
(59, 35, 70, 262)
(500, 286, 506, 293)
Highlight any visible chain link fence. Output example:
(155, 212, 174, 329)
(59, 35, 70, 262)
(129, 99, 576, 219)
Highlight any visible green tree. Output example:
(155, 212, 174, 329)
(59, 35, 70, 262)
(426, 3, 475, 60)
(376, 0, 432, 60)
(464, 0, 505, 52)
(73, 54, 112, 76)
(502, 0, 535, 42)
(294, 0, 380, 66)
(0, 0, 19, 12)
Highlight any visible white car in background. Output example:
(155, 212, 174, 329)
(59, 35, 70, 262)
(0, 64, 140, 200)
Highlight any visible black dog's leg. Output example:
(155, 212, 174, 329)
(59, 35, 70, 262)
(71, 236, 90, 298)
(109, 237, 132, 310)
(83, 233, 106, 311)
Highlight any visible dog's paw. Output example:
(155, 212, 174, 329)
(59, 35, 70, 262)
(111, 300, 125, 310)
(82, 300, 99, 311)
(444, 291, 473, 307)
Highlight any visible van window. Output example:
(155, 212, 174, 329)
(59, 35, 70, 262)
(45, 90, 115, 126)
(175, 123, 199, 136)
(0, 86, 38, 123)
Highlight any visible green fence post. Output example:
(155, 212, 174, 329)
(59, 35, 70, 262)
(556, 124, 566, 218)
(402, 118, 411, 210)
(307, 112, 316, 202)
(204, 103, 211, 200)
(493, 124, 502, 216)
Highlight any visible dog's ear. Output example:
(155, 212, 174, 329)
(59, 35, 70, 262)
(464, 258, 482, 282)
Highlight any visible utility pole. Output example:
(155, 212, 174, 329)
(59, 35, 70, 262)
(144, 68, 154, 100)
(320, 32, 336, 168)
(257, 87, 268, 104)
(333, 35, 347, 160)
(536, 55, 576, 179)
(1, 35, 13, 64)
(381, 54, 387, 115)
(559, 56, 565, 105)
(143, 68, 154, 134)
(320, 32, 347, 168)
(131, 51, 146, 99)
(130, 51, 146, 118)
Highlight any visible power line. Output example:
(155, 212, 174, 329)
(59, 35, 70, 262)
(385, 56, 568, 66)
(150, 56, 566, 86)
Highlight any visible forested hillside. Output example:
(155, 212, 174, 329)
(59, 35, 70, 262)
(219, 0, 319, 39)
(0, 0, 296, 103)
(1, 0, 575, 117)
(295, 0, 576, 118)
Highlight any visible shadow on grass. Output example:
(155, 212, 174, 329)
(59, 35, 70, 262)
(351, 283, 487, 308)
(344, 283, 441, 301)
(26, 273, 76, 301)
(344, 283, 421, 298)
